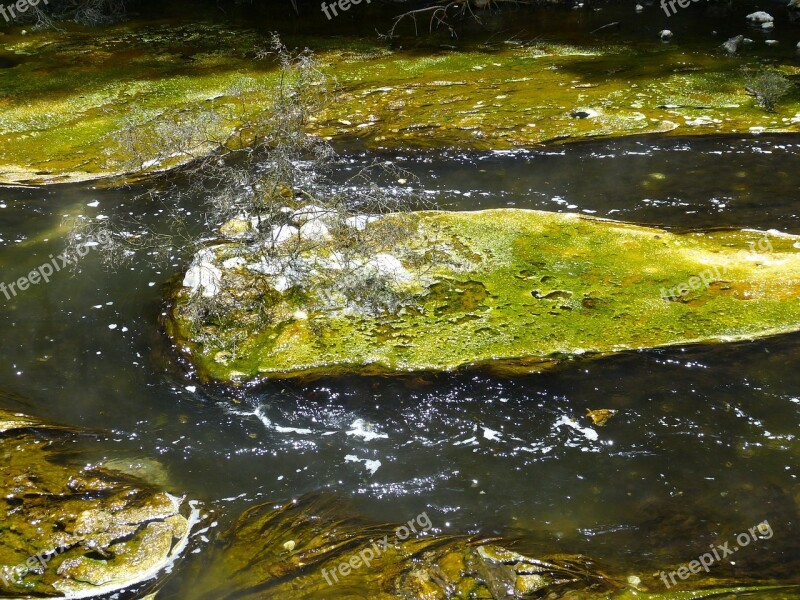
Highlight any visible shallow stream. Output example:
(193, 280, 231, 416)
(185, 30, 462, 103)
(0, 135, 799, 595)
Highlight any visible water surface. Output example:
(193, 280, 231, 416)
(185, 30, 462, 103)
(0, 134, 798, 595)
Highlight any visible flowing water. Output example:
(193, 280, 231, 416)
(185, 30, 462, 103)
(1, 135, 799, 595)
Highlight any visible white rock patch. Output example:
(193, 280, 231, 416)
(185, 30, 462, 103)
(299, 219, 330, 241)
(269, 225, 299, 245)
(746, 11, 773, 23)
(369, 253, 413, 283)
(345, 215, 380, 231)
(183, 248, 222, 297)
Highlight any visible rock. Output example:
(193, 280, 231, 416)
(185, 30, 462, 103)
(685, 115, 717, 126)
(223, 256, 246, 269)
(571, 108, 599, 119)
(635, 3, 643, 11)
(269, 224, 299, 245)
(298, 218, 330, 241)
(179, 492, 800, 599)
(762, 21, 775, 29)
(766, 39, 780, 45)
(345, 214, 379, 231)
(723, 34, 745, 54)
(168, 209, 800, 382)
(219, 216, 253, 238)
(0, 408, 199, 598)
(368, 253, 413, 283)
(180, 493, 617, 599)
(659, 29, 673, 42)
(746, 10, 774, 24)
(182, 247, 222, 298)
(790, 0, 800, 21)
(292, 205, 331, 224)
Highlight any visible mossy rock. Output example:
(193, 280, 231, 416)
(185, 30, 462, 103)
(0, 408, 199, 598)
(187, 493, 619, 599)
(182, 493, 799, 599)
(2, 21, 799, 185)
(167, 209, 800, 383)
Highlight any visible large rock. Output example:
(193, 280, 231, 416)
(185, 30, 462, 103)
(167, 209, 800, 382)
(0, 408, 200, 598)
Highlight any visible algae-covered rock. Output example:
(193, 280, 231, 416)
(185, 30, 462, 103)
(0, 408, 200, 598)
(3, 20, 800, 185)
(184, 493, 619, 599)
(167, 208, 800, 382)
(183, 493, 799, 599)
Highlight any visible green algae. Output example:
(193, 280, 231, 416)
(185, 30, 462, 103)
(1, 21, 799, 184)
(186, 493, 620, 599)
(317, 43, 800, 149)
(0, 22, 277, 185)
(181, 493, 798, 599)
(167, 209, 800, 383)
(0, 408, 198, 598)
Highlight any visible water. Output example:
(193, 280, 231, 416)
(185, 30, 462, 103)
(0, 135, 799, 595)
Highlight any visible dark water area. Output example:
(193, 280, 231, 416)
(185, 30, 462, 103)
(142, 0, 800, 52)
(123, 0, 800, 57)
(0, 135, 799, 595)
(340, 134, 800, 232)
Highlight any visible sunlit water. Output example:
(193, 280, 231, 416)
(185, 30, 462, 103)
(0, 135, 799, 595)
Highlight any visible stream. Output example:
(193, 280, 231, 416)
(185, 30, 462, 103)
(0, 134, 799, 595)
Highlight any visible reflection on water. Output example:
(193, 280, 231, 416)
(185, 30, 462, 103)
(0, 135, 798, 595)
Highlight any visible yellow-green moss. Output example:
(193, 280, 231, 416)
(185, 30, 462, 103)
(2, 22, 799, 184)
(0, 22, 276, 184)
(315, 44, 800, 149)
(168, 209, 800, 382)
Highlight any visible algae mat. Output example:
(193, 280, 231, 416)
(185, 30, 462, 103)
(168, 209, 800, 382)
(181, 493, 798, 599)
(2, 20, 800, 185)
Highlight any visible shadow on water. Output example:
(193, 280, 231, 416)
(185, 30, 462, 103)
(0, 134, 798, 595)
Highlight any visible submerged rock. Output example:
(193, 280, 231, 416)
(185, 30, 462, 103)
(167, 209, 800, 382)
(184, 493, 620, 599)
(723, 35, 745, 54)
(182, 493, 800, 599)
(0, 408, 200, 598)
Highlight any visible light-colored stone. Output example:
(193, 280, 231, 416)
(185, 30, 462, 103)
(183, 248, 222, 297)
(746, 11, 773, 24)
